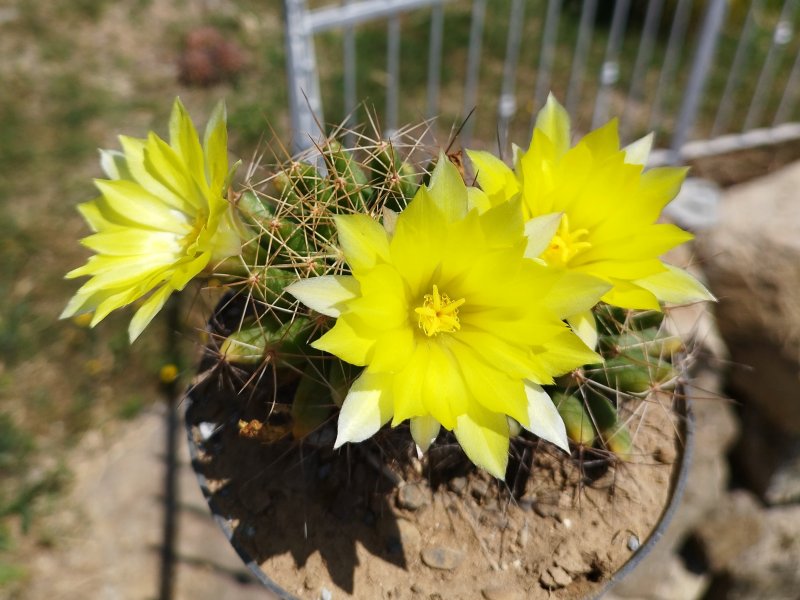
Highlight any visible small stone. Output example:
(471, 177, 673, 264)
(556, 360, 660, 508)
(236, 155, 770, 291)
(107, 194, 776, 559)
(481, 584, 524, 600)
(448, 476, 467, 495)
(517, 523, 529, 547)
(540, 565, 573, 589)
(320, 588, 333, 600)
(421, 546, 464, 570)
(397, 484, 429, 511)
(471, 479, 491, 500)
(627, 535, 640, 552)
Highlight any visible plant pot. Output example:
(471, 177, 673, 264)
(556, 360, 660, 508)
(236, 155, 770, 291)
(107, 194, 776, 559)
(184, 298, 694, 600)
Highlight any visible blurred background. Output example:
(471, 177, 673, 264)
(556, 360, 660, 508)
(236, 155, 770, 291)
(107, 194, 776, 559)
(2, 0, 800, 598)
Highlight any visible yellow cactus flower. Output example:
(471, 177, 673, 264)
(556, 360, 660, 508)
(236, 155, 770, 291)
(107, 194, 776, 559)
(468, 94, 714, 315)
(61, 98, 243, 342)
(286, 156, 609, 478)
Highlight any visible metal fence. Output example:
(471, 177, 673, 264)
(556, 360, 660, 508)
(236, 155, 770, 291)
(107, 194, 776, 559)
(284, 0, 800, 165)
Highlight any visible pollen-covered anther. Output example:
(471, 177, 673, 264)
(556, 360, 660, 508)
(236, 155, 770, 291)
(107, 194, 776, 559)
(544, 214, 591, 266)
(414, 284, 465, 337)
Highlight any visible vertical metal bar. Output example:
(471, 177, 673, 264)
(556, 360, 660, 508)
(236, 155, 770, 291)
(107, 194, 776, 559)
(648, 0, 693, 135)
(386, 15, 401, 137)
(669, 0, 728, 163)
(532, 0, 563, 123)
(426, 0, 445, 120)
(774, 47, 800, 124)
(497, 0, 526, 151)
(710, 0, 763, 137)
(592, 0, 631, 130)
(462, 0, 487, 146)
(565, 0, 598, 121)
(620, 0, 664, 140)
(744, 0, 800, 130)
(343, 0, 357, 145)
(285, 0, 325, 153)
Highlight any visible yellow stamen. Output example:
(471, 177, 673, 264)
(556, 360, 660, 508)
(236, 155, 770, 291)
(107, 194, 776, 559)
(414, 285, 465, 337)
(542, 214, 591, 267)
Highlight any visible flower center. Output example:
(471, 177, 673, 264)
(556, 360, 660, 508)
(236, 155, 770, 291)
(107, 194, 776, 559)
(414, 285, 465, 337)
(542, 214, 591, 267)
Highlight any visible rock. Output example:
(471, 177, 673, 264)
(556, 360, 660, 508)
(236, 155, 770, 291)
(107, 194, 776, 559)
(709, 504, 800, 600)
(540, 565, 572, 589)
(604, 551, 709, 600)
(481, 584, 524, 600)
(397, 483, 429, 511)
(532, 502, 561, 520)
(470, 479, 491, 500)
(447, 476, 467, 495)
(420, 546, 464, 570)
(553, 544, 592, 575)
(733, 391, 800, 505)
(691, 490, 764, 571)
(695, 163, 800, 507)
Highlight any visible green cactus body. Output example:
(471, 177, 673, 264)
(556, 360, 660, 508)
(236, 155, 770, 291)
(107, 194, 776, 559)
(600, 328, 683, 360)
(220, 317, 314, 370)
(326, 141, 372, 210)
(291, 366, 334, 439)
(369, 141, 418, 211)
(237, 190, 275, 223)
(585, 393, 633, 458)
(554, 392, 596, 446)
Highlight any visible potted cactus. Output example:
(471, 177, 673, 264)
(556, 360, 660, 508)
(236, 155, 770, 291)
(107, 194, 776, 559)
(63, 96, 713, 599)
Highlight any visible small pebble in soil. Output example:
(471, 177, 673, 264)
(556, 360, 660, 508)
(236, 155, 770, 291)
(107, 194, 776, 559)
(319, 588, 333, 600)
(540, 565, 573, 589)
(421, 546, 464, 570)
(397, 484, 429, 510)
(627, 534, 641, 551)
(562, 518, 573, 529)
(481, 584, 525, 600)
(533, 502, 561, 520)
(517, 523, 529, 547)
(448, 476, 467, 495)
(471, 479, 490, 500)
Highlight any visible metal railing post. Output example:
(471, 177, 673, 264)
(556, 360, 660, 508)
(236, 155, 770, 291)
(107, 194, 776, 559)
(668, 0, 728, 164)
(285, 0, 325, 153)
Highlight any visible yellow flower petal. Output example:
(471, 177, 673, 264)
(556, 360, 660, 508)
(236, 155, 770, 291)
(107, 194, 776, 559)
(128, 284, 173, 342)
(311, 315, 375, 366)
(334, 213, 391, 272)
(62, 98, 242, 341)
(601, 279, 661, 310)
(453, 406, 509, 480)
(534, 93, 571, 158)
(466, 149, 519, 207)
(427, 152, 468, 222)
(285, 275, 359, 318)
(524, 212, 564, 259)
(334, 370, 394, 447)
(634, 264, 716, 304)
(410, 415, 441, 453)
(523, 381, 569, 452)
(566, 309, 599, 350)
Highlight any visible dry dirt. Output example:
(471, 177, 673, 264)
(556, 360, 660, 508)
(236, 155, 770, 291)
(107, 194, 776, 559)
(185, 347, 687, 600)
